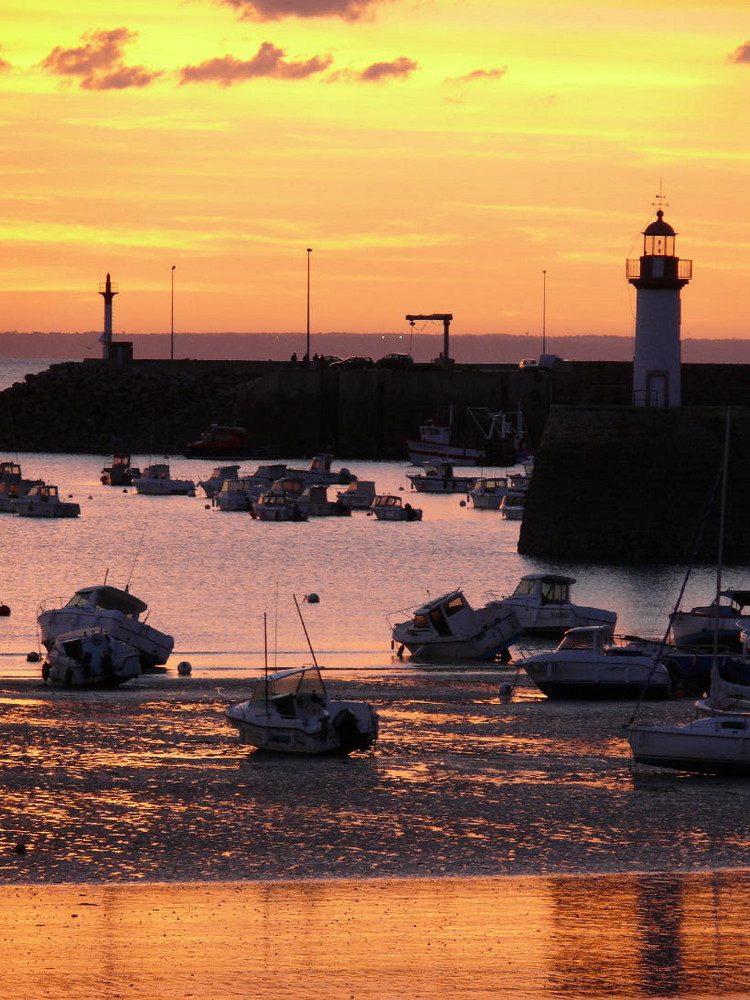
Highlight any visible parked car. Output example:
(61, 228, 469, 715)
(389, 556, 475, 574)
(376, 353, 414, 369)
(330, 356, 375, 370)
(518, 359, 539, 370)
(318, 355, 343, 367)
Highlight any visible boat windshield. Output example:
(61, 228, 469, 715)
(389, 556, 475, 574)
(64, 588, 144, 618)
(253, 667, 327, 704)
(558, 631, 596, 651)
(512, 577, 570, 603)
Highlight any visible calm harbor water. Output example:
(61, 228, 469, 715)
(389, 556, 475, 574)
(2, 359, 749, 1000)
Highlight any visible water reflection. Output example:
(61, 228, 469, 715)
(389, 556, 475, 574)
(2, 873, 750, 999)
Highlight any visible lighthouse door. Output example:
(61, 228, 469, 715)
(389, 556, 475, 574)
(645, 371, 669, 407)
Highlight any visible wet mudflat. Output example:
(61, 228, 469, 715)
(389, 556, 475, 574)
(1, 673, 749, 883)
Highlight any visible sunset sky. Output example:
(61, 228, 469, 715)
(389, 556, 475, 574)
(2, 0, 748, 349)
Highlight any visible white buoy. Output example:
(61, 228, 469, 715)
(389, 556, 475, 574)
(177, 661, 192, 676)
(498, 681, 514, 698)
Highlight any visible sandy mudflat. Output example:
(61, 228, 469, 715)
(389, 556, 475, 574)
(3, 674, 750, 999)
(1, 672, 750, 883)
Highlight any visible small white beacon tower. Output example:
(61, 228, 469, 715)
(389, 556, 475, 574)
(98, 272, 118, 361)
(627, 209, 692, 407)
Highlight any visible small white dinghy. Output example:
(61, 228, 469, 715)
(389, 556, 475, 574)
(42, 627, 140, 687)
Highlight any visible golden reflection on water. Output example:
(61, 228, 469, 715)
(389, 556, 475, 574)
(2, 873, 750, 999)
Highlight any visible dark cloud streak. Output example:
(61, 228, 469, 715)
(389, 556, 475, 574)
(358, 56, 417, 81)
(41, 28, 160, 90)
(445, 67, 507, 84)
(180, 43, 332, 84)
(219, 0, 382, 22)
(728, 40, 750, 64)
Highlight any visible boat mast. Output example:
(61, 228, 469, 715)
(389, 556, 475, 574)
(711, 410, 731, 672)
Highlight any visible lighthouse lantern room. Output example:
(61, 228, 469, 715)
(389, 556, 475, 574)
(626, 209, 692, 407)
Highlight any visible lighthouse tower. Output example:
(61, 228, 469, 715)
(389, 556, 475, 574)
(98, 273, 118, 361)
(626, 210, 692, 407)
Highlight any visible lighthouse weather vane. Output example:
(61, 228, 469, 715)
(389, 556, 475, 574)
(653, 179, 669, 213)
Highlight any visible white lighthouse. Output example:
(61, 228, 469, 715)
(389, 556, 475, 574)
(98, 272, 118, 361)
(627, 209, 692, 407)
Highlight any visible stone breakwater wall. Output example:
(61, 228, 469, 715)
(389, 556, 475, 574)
(0, 359, 530, 458)
(520, 405, 750, 564)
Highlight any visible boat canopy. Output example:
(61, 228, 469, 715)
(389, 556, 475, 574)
(250, 666, 327, 706)
(64, 585, 148, 617)
(512, 574, 576, 602)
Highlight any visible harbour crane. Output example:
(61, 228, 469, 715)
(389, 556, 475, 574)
(405, 313, 453, 365)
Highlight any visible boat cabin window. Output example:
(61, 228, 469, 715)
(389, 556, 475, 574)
(558, 632, 595, 651)
(429, 608, 451, 636)
(539, 580, 570, 604)
(413, 614, 429, 629)
(443, 595, 466, 617)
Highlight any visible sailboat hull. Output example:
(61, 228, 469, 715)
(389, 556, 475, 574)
(628, 716, 750, 775)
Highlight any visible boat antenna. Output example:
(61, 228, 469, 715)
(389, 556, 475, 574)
(125, 524, 148, 591)
(103, 568, 109, 585)
(293, 593, 319, 668)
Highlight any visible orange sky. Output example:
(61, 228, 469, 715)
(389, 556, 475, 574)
(1, 0, 748, 344)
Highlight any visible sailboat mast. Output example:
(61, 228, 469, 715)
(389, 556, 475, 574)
(712, 410, 731, 665)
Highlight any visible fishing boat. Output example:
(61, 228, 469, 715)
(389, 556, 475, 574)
(183, 424, 254, 458)
(390, 589, 521, 661)
(370, 495, 423, 521)
(297, 483, 351, 517)
(134, 463, 195, 496)
(11, 484, 80, 518)
(518, 626, 673, 700)
(37, 584, 174, 670)
(225, 601, 378, 754)
(213, 464, 288, 511)
(487, 574, 617, 636)
(406, 414, 485, 467)
(100, 454, 141, 486)
(41, 627, 140, 687)
(285, 454, 355, 487)
(407, 462, 478, 495)
(0, 461, 43, 512)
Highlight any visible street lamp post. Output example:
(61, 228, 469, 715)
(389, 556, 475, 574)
(306, 248, 312, 362)
(170, 265, 176, 361)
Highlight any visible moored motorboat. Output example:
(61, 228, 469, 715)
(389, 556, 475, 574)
(197, 464, 240, 499)
(518, 626, 673, 700)
(487, 574, 617, 636)
(38, 584, 174, 670)
(285, 454, 354, 487)
(0, 461, 43, 511)
(391, 589, 521, 661)
(297, 484, 351, 517)
(251, 492, 308, 521)
(42, 627, 140, 687)
(669, 588, 750, 652)
(406, 415, 485, 466)
(226, 665, 379, 755)
(11, 484, 80, 518)
(336, 479, 377, 510)
(100, 454, 141, 486)
(213, 463, 288, 511)
(468, 477, 510, 510)
(498, 489, 526, 520)
(134, 463, 195, 496)
(627, 714, 750, 775)
(407, 462, 477, 494)
(370, 495, 422, 521)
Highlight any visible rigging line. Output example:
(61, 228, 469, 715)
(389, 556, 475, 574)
(293, 593, 319, 669)
(125, 524, 148, 591)
(626, 431, 727, 726)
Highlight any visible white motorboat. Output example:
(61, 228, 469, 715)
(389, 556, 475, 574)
(669, 588, 750, 652)
(251, 492, 308, 521)
(391, 589, 521, 661)
(226, 664, 379, 754)
(213, 464, 288, 511)
(297, 484, 351, 517)
(468, 477, 510, 510)
(134, 463, 195, 496)
(407, 462, 478, 494)
(627, 714, 750, 775)
(11, 484, 80, 518)
(41, 627, 140, 687)
(197, 464, 240, 499)
(487, 574, 617, 636)
(336, 479, 376, 510)
(518, 626, 673, 700)
(0, 460, 43, 510)
(370, 495, 423, 521)
(285, 454, 354, 487)
(38, 584, 174, 670)
(100, 454, 141, 486)
(498, 490, 526, 520)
